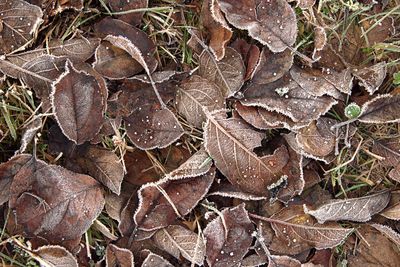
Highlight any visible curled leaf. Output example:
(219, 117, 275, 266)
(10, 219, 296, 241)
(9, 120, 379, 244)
(32, 245, 78, 267)
(358, 94, 400, 124)
(353, 62, 387, 95)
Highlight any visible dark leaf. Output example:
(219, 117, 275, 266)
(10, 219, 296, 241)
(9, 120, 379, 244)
(218, 0, 297, 52)
(32, 245, 78, 267)
(134, 167, 215, 231)
(0, 0, 43, 55)
(106, 0, 148, 26)
(152, 225, 205, 265)
(9, 156, 105, 244)
(106, 244, 134, 267)
(371, 224, 400, 246)
(204, 109, 292, 196)
(252, 48, 293, 85)
(359, 94, 400, 124)
(353, 62, 387, 95)
(304, 190, 390, 223)
(242, 75, 337, 123)
(51, 61, 107, 144)
(372, 138, 400, 183)
(176, 74, 225, 128)
(198, 47, 245, 97)
(204, 204, 254, 267)
(230, 38, 261, 81)
(0, 154, 31, 206)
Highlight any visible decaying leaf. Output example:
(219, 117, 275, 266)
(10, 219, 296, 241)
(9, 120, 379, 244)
(358, 94, 400, 124)
(201, 0, 232, 60)
(372, 138, 400, 183)
(218, 0, 297, 52)
(371, 224, 400, 246)
(31, 245, 78, 267)
(204, 109, 290, 196)
(106, 244, 134, 267)
(75, 145, 124, 195)
(198, 47, 245, 97)
(152, 225, 205, 265)
(353, 62, 387, 95)
(255, 206, 353, 255)
(106, 0, 148, 26)
(304, 190, 390, 223)
(9, 156, 105, 244)
(312, 26, 326, 60)
(252, 48, 293, 85)
(0, 154, 31, 206)
(0, 0, 43, 55)
(204, 204, 254, 267)
(242, 75, 337, 123)
(176, 74, 224, 128)
(51, 61, 107, 144)
(134, 168, 215, 231)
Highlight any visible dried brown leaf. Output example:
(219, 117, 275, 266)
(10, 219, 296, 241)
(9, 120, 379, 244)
(168, 148, 212, 179)
(198, 47, 245, 97)
(141, 251, 173, 267)
(51, 61, 107, 144)
(106, 244, 134, 267)
(48, 37, 100, 62)
(15, 116, 41, 154)
(75, 146, 124, 195)
(106, 0, 148, 26)
(176, 74, 225, 128)
(134, 168, 215, 231)
(252, 48, 293, 85)
(153, 225, 205, 265)
(230, 38, 260, 81)
(9, 156, 105, 244)
(0, 0, 43, 55)
(204, 109, 290, 196)
(371, 224, 400, 246)
(218, 0, 297, 52)
(304, 190, 390, 223)
(0, 154, 31, 206)
(353, 62, 387, 95)
(358, 94, 400, 124)
(32, 245, 78, 267)
(268, 255, 301, 267)
(242, 75, 337, 123)
(204, 204, 254, 267)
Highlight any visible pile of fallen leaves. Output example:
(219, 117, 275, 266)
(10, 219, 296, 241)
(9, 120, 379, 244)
(1, 0, 400, 266)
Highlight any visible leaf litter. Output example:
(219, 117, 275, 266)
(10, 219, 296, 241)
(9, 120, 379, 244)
(0, 0, 400, 266)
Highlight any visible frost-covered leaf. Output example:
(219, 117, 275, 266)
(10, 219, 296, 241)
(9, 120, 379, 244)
(134, 169, 215, 231)
(0, 0, 43, 55)
(48, 37, 100, 62)
(252, 48, 293, 85)
(93, 40, 143, 80)
(353, 62, 387, 95)
(106, 244, 134, 267)
(15, 116, 41, 154)
(235, 102, 310, 130)
(312, 26, 326, 60)
(290, 66, 352, 97)
(358, 94, 400, 123)
(141, 252, 173, 267)
(32, 245, 78, 267)
(304, 190, 390, 223)
(372, 138, 400, 182)
(204, 109, 290, 196)
(371, 224, 400, 246)
(242, 75, 337, 123)
(51, 61, 107, 144)
(9, 156, 105, 244)
(218, 0, 297, 52)
(204, 204, 254, 267)
(168, 148, 212, 179)
(153, 225, 205, 265)
(0, 154, 30, 206)
(176, 75, 224, 128)
(106, 0, 148, 26)
(268, 255, 301, 267)
(75, 146, 124, 195)
(256, 206, 353, 254)
(198, 47, 245, 97)
(201, 0, 232, 60)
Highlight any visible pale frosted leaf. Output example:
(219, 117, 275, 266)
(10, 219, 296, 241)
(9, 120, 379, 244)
(359, 94, 400, 124)
(168, 148, 212, 179)
(106, 244, 134, 267)
(32, 245, 78, 267)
